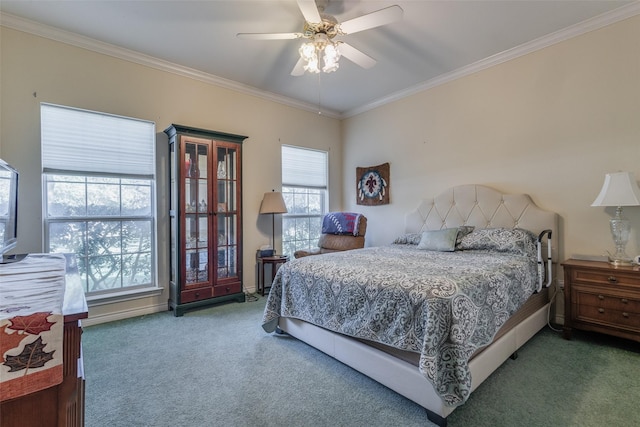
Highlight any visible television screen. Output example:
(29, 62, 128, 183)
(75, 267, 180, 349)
(0, 158, 18, 256)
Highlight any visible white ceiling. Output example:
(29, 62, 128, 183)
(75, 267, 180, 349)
(1, 1, 638, 117)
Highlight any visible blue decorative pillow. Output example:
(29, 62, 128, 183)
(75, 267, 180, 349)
(417, 228, 459, 252)
(457, 228, 537, 257)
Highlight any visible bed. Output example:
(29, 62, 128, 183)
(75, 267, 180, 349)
(262, 184, 558, 426)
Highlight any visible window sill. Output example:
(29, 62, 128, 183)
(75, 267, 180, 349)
(86, 286, 164, 307)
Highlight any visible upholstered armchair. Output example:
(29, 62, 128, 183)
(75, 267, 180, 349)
(294, 213, 367, 258)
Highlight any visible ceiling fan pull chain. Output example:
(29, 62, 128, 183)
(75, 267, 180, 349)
(317, 73, 323, 115)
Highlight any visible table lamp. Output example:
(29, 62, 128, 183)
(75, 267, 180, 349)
(591, 171, 640, 266)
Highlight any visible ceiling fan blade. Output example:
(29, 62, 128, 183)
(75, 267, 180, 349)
(296, 0, 322, 24)
(339, 42, 377, 69)
(237, 32, 302, 40)
(291, 57, 306, 76)
(339, 5, 403, 35)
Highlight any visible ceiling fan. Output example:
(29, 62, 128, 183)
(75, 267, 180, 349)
(237, 0, 403, 76)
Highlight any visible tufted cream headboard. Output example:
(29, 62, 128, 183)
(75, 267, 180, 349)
(405, 184, 559, 261)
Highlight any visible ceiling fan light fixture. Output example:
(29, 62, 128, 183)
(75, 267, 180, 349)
(299, 37, 340, 75)
(305, 57, 320, 73)
(322, 43, 340, 73)
(299, 42, 317, 61)
(299, 42, 320, 73)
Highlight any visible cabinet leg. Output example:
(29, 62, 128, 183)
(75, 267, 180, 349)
(562, 327, 572, 340)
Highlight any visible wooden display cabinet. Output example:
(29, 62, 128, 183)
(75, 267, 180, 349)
(165, 124, 248, 316)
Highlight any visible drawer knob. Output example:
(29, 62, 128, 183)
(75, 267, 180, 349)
(621, 298, 629, 304)
(623, 312, 629, 318)
(598, 308, 605, 314)
(598, 295, 605, 300)
(608, 276, 617, 283)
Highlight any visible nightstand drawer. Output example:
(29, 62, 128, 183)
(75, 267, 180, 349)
(571, 269, 640, 287)
(573, 289, 640, 313)
(574, 304, 640, 331)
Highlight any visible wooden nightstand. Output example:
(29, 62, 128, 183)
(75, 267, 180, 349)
(562, 259, 640, 343)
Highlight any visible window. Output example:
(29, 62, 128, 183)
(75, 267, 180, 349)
(41, 103, 156, 296)
(281, 145, 328, 257)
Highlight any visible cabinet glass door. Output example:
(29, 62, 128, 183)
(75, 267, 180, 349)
(184, 141, 210, 286)
(216, 145, 239, 280)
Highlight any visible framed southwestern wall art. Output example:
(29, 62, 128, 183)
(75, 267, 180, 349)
(356, 162, 390, 206)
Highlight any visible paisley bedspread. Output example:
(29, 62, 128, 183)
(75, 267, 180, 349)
(262, 241, 540, 406)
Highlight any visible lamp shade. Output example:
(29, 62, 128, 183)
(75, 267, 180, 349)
(259, 191, 288, 214)
(591, 172, 640, 207)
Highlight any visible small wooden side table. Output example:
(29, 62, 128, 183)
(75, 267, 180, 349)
(257, 255, 289, 296)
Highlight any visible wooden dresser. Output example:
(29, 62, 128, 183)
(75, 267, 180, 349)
(562, 259, 640, 343)
(1, 257, 88, 427)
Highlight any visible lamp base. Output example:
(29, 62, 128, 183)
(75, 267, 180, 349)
(608, 257, 633, 267)
(608, 210, 632, 267)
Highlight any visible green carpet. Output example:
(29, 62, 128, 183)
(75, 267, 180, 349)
(82, 296, 640, 426)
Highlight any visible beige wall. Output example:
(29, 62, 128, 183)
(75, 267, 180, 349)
(2, 15, 639, 324)
(341, 15, 640, 321)
(0, 27, 342, 323)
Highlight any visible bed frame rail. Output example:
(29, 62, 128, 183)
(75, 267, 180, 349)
(537, 229, 553, 292)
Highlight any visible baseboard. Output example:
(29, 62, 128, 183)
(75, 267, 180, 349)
(82, 303, 167, 327)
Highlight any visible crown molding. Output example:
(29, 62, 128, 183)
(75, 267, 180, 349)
(0, 12, 342, 119)
(3, 2, 639, 121)
(343, 1, 640, 118)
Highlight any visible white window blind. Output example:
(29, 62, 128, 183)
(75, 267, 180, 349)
(282, 145, 327, 188)
(41, 103, 156, 177)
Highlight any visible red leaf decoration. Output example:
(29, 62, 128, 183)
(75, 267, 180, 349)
(8, 312, 56, 335)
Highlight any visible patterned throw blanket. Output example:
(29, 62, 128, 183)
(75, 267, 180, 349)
(262, 242, 539, 406)
(322, 212, 362, 236)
